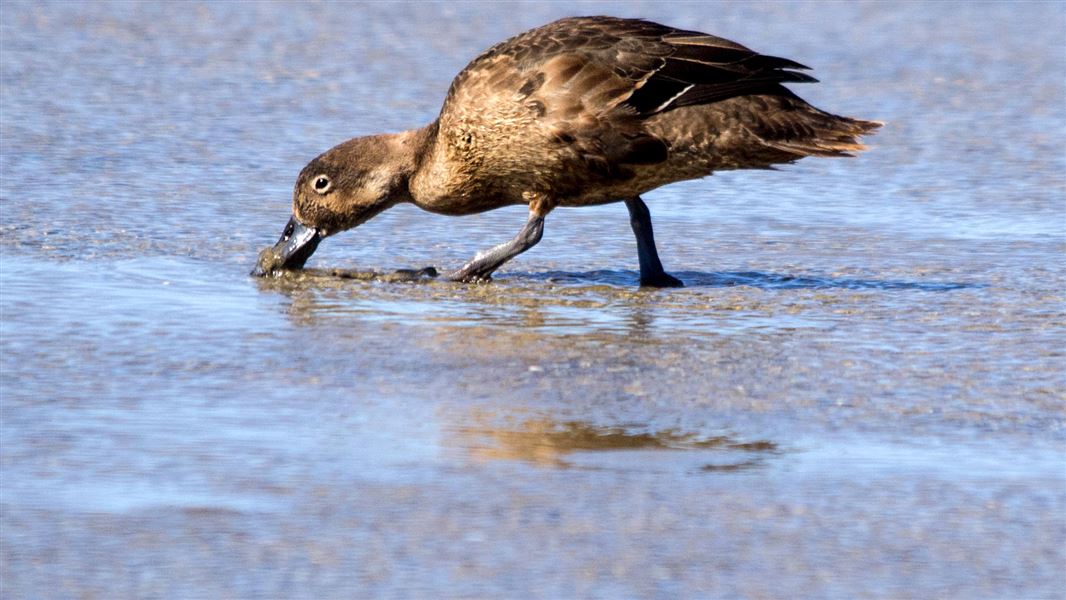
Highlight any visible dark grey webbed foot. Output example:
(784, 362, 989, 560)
(396, 266, 439, 278)
(446, 264, 494, 283)
(640, 272, 684, 288)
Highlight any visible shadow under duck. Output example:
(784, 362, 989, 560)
(253, 16, 881, 287)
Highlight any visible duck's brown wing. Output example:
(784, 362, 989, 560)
(437, 16, 819, 180)
(444, 16, 815, 117)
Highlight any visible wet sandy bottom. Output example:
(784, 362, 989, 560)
(3, 0, 1065, 598)
(2, 252, 1063, 597)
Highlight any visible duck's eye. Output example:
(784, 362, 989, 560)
(312, 175, 331, 194)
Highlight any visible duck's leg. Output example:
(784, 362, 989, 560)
(447, 210, 544, 283)
(624, 196, 684, 288)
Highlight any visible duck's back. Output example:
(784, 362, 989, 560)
(412, 16, 880, 213)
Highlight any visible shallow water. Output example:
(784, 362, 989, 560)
(2, 1, 1065, 598)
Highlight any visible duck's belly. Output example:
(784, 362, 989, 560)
(555, 165, 706, 207)
(554, 105, 735, 208)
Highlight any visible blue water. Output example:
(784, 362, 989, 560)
(2, 1, 1064, 598)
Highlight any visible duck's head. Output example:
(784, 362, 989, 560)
(252, 134, 412, 276)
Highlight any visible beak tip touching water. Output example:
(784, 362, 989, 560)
(250, 216, 322, 277)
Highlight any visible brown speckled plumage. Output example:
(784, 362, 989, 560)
(258, 16, 881, 284)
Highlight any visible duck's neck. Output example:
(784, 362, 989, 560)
(384, 121, 438, 204)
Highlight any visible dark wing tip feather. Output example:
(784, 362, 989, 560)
(626, 33, 822, 115)
(778, 70, 819, 84)
(740, 54, 812, 71)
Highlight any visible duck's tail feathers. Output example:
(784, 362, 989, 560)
(764, 112, 883, 158)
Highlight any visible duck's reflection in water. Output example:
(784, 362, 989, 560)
(453, 416, 779, 471)
(253, 266, 672, 337)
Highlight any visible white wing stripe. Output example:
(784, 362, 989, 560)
(652, 83, 694, 113)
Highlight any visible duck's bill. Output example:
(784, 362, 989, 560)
(250, 215, 322, 277)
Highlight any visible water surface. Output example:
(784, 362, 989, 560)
(2, 1, 1064, 598)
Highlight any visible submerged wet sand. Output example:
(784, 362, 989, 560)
(2, 1, 1064, 598)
